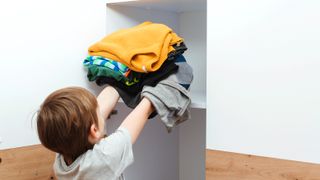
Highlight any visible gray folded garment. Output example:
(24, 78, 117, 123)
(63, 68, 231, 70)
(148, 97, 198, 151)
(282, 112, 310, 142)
(141, 75, 191, 133)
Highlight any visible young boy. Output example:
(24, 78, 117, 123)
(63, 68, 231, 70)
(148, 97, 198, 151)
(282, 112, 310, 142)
(36, 86, 154, 180)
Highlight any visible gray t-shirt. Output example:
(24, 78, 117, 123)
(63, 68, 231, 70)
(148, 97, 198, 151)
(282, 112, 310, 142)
(54, 127, 134, 180)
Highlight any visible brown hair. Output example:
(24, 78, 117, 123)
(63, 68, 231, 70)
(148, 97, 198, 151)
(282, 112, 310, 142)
(37, 87, 98, 161)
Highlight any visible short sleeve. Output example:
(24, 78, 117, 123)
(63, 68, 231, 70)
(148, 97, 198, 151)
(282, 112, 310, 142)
(93, 127, 134, 177)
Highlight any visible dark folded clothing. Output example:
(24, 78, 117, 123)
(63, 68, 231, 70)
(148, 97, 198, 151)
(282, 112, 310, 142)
(95, 59, 179, 108)
(167, 42, 188, 61)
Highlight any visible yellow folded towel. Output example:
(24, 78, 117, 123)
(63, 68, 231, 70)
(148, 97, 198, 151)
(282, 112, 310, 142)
(88, 21, 183, 73)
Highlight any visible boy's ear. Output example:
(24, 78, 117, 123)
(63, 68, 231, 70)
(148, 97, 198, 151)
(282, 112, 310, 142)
(88, 124, 100, 143)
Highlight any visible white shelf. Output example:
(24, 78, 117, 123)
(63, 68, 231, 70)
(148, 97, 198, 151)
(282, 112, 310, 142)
(190, 91, 206, 109)
(106, 0, 206, 13)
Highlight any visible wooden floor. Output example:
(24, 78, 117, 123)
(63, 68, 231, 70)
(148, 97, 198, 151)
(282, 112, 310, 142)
(206, 149, 320, 180)
(2, 145, 320, 179)
(0, 145, 56, 180)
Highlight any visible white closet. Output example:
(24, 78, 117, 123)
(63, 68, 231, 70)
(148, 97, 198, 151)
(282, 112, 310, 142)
(104, 0, 207, 180)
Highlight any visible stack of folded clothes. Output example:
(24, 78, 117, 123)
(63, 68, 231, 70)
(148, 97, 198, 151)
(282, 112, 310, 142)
(84, 21, 193, 132)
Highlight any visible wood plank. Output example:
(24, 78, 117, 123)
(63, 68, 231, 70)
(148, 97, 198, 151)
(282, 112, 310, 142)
(206, 149, 320, 180)
(0, 145, 56, 180)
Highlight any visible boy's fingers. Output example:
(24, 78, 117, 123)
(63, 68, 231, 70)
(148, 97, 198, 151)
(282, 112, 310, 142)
(107, 109, 118, 119)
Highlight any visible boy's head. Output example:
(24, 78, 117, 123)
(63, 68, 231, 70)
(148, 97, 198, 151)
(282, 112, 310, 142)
(37, 87, 105, 161)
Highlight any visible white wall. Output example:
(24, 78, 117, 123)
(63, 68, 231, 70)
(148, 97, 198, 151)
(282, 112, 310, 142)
(0, 0, 106, 149)
(105, 5, 179, 36)
(179, 11, 206, 94)
(207, 0, 320, 163)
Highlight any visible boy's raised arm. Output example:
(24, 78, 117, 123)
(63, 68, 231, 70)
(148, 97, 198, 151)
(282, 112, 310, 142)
(97, 86, 154, 144)
(97, 86, 120, 120)
(120, 97, 154, 144)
